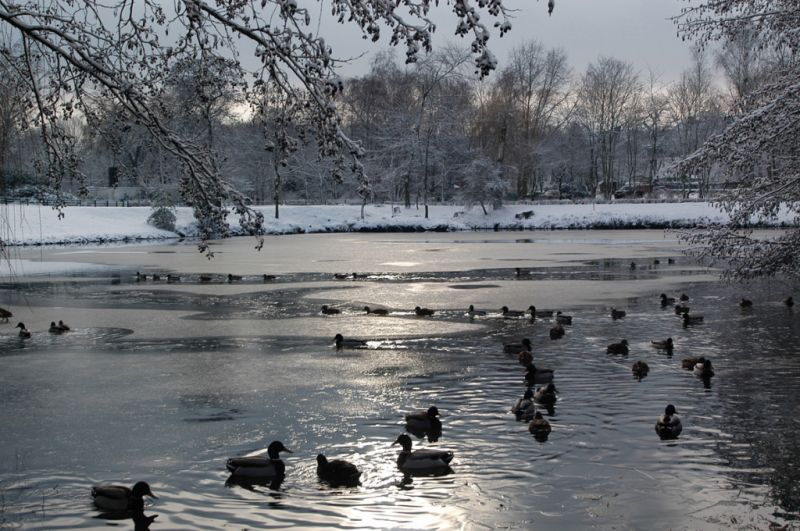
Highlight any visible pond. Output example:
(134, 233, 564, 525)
(0, 231, 798, 530)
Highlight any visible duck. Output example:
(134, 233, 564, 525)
(364, 306, 389, 315)
(518, 350, 533, 366)
(16, 322, 31, 339)
(333, 333, 368, 350)
(151, 274, 161, 281)
(630, 262, 636, 271)
(199, 274, 213, 283)
(632, 360, 650, 378)
(91, 481, 157, 513)
(785, 296, 794, 308)
(227, 274, 242, 283)
(606, 339, 629, 355)
(534, 383, 558, 405)
(0, 307, 12, 322)
(527, 305, 538, 320)
(405, 406, 442, 433)
(352, 272, 368, 279)
(674, 304, 690, 315)
(693, 358, 714, 378)
(655, 404, 682, 440)
(683, 313, 704, 326)
(511, 389, 536, 421)
(739, 298, 753, 308)
(679, 293, 690, 302)
(528, 411, 552, 437)
(501, 306, 525, 318)
(316, 454, 361, 487)
(49, 321, 63, 334)
(467, 304, 487, 317)
(660, 293, 676, 306)
(263, 274, 276, 282)
(321, 305, 341, 315)
(166, 274, 180, 283)
(651, 337, 674, 351)
(555, 311, 572, 325)
(653, 259, 660, 266)
(681, 356, 705, 370)
(414, 306, 435, 317)
(503, 338, 532, 354)
(610, 308, 626, 320)
(57, 320, 70, 332)
(549, 323, 565, 340)
(226, 440, 292, 480)
(333, 273, 349, 280)
(525, 364, 555, 384)
(668, 258, 676, 264)
(515, 267, 531, 278)
(392, 433, 453, 474)
(135, 271, 146, 281)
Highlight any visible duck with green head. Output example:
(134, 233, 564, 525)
(91, 481, 157, 513)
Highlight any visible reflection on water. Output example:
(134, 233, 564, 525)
(0, 240, 799, 529)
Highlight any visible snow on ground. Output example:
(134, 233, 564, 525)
(0, 201, 793, 247)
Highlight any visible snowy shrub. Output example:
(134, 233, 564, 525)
(148, 206, 177, 232)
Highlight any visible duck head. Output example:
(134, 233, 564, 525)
(501, 306, 510, 312)
(523, 389, 534, 399)
(664, 404, 677, 416)
(522, 338, 532, 349)
(334, 333, 344, 345)
(16, 322, 26, 329)
(316, 454, 329, 466)
(426, 406, 440, 419)
(131, 481, 157, 499)
(392, 433, 413, 452)
(267, 441, 292, 459)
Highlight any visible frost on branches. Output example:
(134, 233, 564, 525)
(674, 0, 800, 279)
(0, 0, 526, 253)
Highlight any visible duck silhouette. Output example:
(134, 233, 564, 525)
(316, 454, 361, 487)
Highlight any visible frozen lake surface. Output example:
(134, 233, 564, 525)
(0, 231, 798, 530)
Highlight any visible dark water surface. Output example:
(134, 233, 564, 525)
(1, 233, 799, 530)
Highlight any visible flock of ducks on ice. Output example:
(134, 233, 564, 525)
(1, 267, 796, 527)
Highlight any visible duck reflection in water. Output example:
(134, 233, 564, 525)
(404, 406, 443, 442)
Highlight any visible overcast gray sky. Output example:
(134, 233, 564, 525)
(318, 0, 700, 86)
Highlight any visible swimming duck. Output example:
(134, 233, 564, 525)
(630, 262, 636, 271)
(392, 433, 453, 474)
(674, 304, 690, 315)
(682, 313, 704, 326)
(534, 383, 558, 405)
(16, 322, 31, 339)
(660, 293, 676, 306)
(49, 321, 63, 334)
(467, 304, 487, 317)
(511, 389, 536, 421)
(555, 311, 572, 325)
(515, 267, 531, 278)
(528, 411, 552, 437)
(405, 406, 442, 433)
(610, 308, 626, 320)
(518, 350, 533, 366)
(785, 297, 794, 308)
(226, 441, 292, 480)
(679, 293, 689, 302)
(91, 481, 157, 513)
(364, 306, 389, 315)
(655, 404, 682, 440)
(321, 305, 341, 315)
(668, 258, 676, 264)
(135, 271, 146, 281)
(316, 454, 361, 487)
(606, 339, 629, 355)
(352, 272, 368, 279)
(651, 337, 673, 351)
(334, 333, 368, 350)
(549, 323, 565, 340)
(227, 274, 242, 283)
(263, 274, 276, 282)
(199, 274, 213, 283)
(653, 259, 660, 265)
(527, 305, 538, 319)
(333, 273, 349, 280)
(166, 274, 180, 283)
(501, 306, 525, 318)
(525, 364, 555, 384)
(503, 338, 532, 354)
(681, 356, 705, 370)
(632, 360, 650, 378)
(739, 298, 753, 308)
(0, 307, 11, 322)
(57, 320, 70, 332)
(693, 359, 715, 378)
(151, 274, 161, 281)
(414, 306, 435, 317)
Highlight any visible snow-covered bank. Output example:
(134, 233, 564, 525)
(0, 202, 794, 246)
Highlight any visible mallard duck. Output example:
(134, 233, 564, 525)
(518, 350, 533, 366)
(693, 359, 714, 378)
(525, 364, 555, 384)
(511, 389, 536, 421)
(653, 259, 661, 265)
(651, 337, 673, 350)
(681, 356, 705, 370)
(226, 441, 292, 480)
(683, 313, 704, 326)
(515, 267, 531, 278)
(467, 304, 487, 317)
(785, 296, 794, 308)
(227, 274, 242, 283)
(0, 307, 12, 322)
(632, 360, 650, 378)
(606, 339, 629, 355)
(352, 272, 368, 279)
(555, 311, 572, 325)
(16, 322, 31, 339)
(611, 308, 626, 320)
(668, 258, 676, 264)
(655, 404, 682, 440)
(333, 273, 349, 280)
(503, 338, 532, 354)
(679, 293, 689, 302)
(660, 293, 676, 306)
(674, 304, 690, 315)
(364, 306, 389, 315)
(405, 406, 442, 433)
(739, 298, 753, 308)
(166, 274, 180, 283)
(392, 433, 453, 474)
(263, 274, 276, 282)
(549, 323, 565, 340)
(91, 481, 157, 513)
(151, 274, 161, 281)
(316, 454, 361, 487)
(321, 305, 341, 315)
(528, 411, 552, 437)
(333, 333, 368, 350)
(135, 271, 146, 281)
(199, 274, 213, 283)
(414, 306, 434, 317)
(534, 383, 558, 405)
(501, 306, 525, 318)
(49, 321, 63, 334)
(57, 320, 70, 332)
